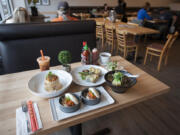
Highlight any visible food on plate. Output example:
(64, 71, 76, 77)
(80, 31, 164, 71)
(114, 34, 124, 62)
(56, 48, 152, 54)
(62, 93, 79, 107)
(107, 71, 131, 87)
(86, 87, 100, 99)
(44, 72, 62, 91)
(79, 67, 101, 83)
(81, 87, 101, 105)
(107, 61, 117, 71)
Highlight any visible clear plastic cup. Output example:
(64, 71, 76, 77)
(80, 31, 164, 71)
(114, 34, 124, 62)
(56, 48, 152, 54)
(37, 56, 50, 71)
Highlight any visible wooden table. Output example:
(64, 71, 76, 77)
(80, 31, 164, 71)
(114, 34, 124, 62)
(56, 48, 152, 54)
(72, 13, 90, 20)
(93, 12, 108, 18)
(0, 56, 170, 135)
(91, 18, 159, 35)
(145, 19, 168, 24)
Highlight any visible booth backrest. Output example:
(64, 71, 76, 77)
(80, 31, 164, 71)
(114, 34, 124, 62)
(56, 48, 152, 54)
(0, 20, 96, 74)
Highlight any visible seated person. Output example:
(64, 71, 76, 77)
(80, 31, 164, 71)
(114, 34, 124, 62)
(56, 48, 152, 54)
(131, 2, 152, 26)
(103, 3, 108, 12)
(158, 9, 172, 22)
(51, 1, 78, 22)
(90, 8, 101, 18)
(103, 3, 109, 16)
(137, 2, 152, 21)
(115, 0, 126, 14)
(6, 7, 30, 23)
(154, 9, 173, 39)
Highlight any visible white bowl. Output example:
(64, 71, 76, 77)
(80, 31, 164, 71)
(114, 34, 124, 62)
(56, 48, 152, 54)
(28, 70, 72, 98)
(71, 65, 108, 87)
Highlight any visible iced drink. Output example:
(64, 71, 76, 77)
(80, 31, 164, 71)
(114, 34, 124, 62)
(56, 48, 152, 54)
(37, 56, 50, 71)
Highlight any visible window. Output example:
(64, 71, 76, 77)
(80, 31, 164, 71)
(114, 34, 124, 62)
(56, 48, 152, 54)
(0, 0, 12, 23)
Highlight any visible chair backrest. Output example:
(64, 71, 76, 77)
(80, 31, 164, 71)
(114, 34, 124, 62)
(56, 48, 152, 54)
(0, 20, 96, 74)
(105, 23, 114, 44)
(96, 21, 105, 39)
(116, 29, 127, 47)
(161, 34, 174, 55)
(168, 31, 179, 49)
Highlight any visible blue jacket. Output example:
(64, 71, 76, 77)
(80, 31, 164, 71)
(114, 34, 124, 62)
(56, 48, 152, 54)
(137, 8, 152, 20)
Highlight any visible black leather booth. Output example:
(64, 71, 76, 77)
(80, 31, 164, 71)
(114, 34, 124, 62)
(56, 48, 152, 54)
(0, 20, 96, 74)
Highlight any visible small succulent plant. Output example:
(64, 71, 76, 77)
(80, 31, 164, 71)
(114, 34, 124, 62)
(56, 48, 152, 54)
(58, 50, 72, 66)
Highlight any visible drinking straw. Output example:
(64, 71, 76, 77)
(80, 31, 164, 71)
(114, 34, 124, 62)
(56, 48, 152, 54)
(40, 50, 45, 60)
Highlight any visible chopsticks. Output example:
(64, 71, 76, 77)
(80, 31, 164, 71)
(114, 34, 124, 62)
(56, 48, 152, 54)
(27, 100, 39, 132)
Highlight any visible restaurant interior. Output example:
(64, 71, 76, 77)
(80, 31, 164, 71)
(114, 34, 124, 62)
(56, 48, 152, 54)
(0, 0, 180, 135)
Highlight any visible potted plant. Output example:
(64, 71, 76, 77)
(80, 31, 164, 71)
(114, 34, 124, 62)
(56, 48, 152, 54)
(28, 0, 39, 16)
(58, 50, 72, 72)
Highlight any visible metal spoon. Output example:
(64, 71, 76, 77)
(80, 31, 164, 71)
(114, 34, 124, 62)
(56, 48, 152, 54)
(121, 70, 139, 78)
(21, 101, 31, 133)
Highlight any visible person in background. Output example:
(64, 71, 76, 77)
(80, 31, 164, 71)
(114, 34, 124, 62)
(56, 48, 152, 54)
(115, 0, 126, 14)
(51, 1, 78, 22)
(103, 3, 109, 17)
(131, 2, 152, 26)
(6, 7, 30, 23)
(137, 2, 152, 21)
(121, 13, 127, 22)
(154, 8, 173, 39)
(104, 3, 108, 12)
(170, 14, 178, 33)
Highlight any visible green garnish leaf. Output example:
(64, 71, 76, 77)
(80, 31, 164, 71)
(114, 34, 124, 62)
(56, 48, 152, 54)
(112, 72, 124, 86)
(48, 71, 53, 76)
(79, 72, 89, 80)
(66, 96, 71, 101)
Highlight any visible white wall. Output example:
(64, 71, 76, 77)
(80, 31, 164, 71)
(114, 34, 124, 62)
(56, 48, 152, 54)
(36, 0, 117, 13)
(126, 0, 173, 7)
(12, 0, 174, 11)
(11, 0, 175, 21)
(11, 0, 26, 9)
(170, 2, 180, 11)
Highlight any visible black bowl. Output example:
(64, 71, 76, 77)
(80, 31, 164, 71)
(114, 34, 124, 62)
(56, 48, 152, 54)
(81, 88, 101, 105)
(59, 93, 81, 113)
(104, 70, 137, 93)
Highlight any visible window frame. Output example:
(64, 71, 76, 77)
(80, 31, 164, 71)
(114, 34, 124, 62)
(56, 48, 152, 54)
(0, 0, 13, 23)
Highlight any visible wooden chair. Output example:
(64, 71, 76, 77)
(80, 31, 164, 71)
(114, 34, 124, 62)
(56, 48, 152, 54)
(96, 21, 105, 50)
(105, 23, 115, 53)
(144, 32, 179, 71)
(116, 29, 138, 62)
(164, 31, 179, 66)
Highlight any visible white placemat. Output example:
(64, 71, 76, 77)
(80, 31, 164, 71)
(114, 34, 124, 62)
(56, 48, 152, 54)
(49, 86, 115, 121)
(16, 103, 43, 135)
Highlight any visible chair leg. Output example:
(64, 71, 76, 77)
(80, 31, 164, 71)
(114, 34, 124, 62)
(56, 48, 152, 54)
(150, 55, 153, 62)
(116, 46, 119, 55)
(134, 46, 138, 62)
(157, 55, 163, 71)
(144, 34, 147, 44)
(164, 53, 169, 66)
(144, 48, 148, 65)
(125, 50, 128, 59)
(101, 39, 103, 51)
(123, 48, 126, 58)
(111, 42, 114, 54)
